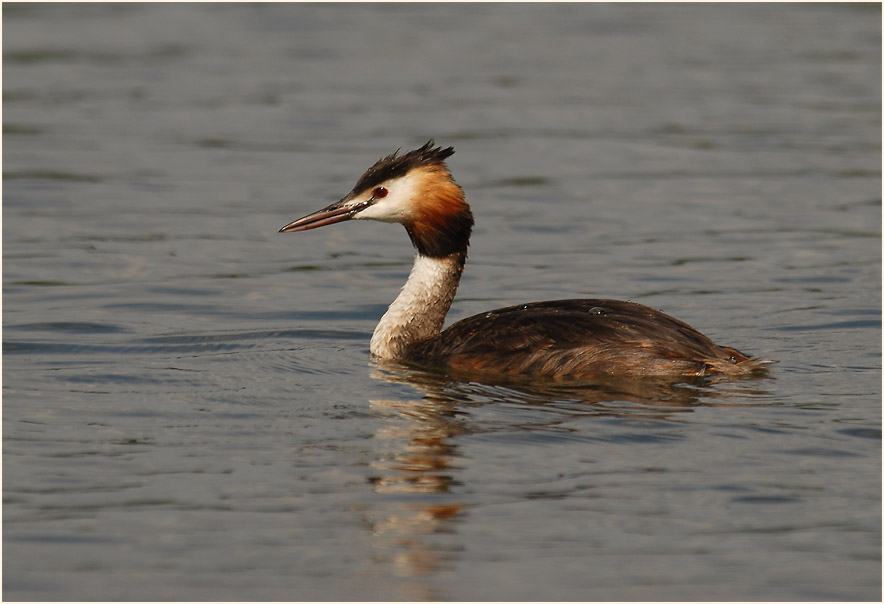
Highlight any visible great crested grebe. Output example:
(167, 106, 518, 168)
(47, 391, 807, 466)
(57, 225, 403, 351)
(280, 140, 767, 379)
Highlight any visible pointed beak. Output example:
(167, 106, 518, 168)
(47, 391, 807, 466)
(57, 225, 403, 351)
(279, 199, 359, 233)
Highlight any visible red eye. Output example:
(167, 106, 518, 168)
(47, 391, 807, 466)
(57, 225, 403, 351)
(372, 187, 388, 199)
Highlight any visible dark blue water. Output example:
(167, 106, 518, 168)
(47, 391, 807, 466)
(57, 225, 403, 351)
(4, 3, 881, 600)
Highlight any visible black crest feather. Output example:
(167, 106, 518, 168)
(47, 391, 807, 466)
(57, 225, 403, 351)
(352, 139, 455, 195)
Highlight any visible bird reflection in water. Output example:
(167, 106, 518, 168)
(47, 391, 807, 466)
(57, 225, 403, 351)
(366, 385, 469, 600)
(362, 363, 771, 597)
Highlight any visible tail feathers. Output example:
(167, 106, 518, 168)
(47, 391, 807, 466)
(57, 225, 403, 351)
(706, 356, 776, 377)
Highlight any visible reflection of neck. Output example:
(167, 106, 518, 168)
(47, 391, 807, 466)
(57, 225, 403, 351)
(370, 252, 465, 359)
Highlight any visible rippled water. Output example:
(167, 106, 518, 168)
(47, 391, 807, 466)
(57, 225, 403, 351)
(4, 3, 881, 601)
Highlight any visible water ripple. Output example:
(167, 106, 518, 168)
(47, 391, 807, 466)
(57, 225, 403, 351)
(4, 328, 368, 358)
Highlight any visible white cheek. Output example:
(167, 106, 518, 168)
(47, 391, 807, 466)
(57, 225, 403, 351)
(355, 198, 411, 223)
(353, 174, 421, 223)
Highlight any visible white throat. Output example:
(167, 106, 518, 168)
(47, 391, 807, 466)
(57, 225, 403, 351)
(370, 253, 465, 360)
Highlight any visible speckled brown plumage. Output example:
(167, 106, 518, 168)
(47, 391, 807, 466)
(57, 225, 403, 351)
(411, 299, 764, 378)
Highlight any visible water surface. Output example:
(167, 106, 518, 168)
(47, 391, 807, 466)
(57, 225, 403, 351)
(4, 3, 881, 601)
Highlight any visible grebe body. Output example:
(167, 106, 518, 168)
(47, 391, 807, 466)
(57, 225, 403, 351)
(280, 141, 766, 379)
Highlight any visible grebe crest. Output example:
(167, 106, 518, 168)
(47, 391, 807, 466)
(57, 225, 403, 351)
(280, 140, 770, 379)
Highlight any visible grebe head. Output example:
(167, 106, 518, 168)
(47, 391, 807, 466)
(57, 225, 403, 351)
(280, 140, 474, 257)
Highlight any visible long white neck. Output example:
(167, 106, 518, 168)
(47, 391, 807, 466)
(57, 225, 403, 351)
(370, 253, 465, 360)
